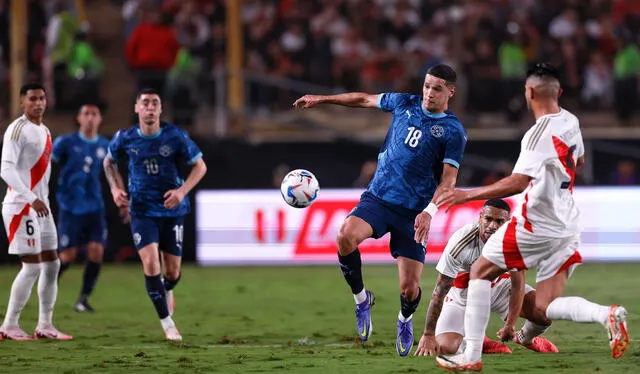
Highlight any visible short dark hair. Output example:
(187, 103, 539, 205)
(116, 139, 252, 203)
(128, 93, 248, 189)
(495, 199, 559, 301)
(483, 198, 511, 213)
(20, 83, 45, 96)
(427, 64, 457, 84)
(136, 88, 160, 101)
(526, 62, 561, 81)
(78, 102, 103, 113)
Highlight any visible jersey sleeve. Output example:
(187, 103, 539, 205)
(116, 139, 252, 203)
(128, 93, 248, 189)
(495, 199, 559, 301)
(435, 226, 469, 278)
(443, 125, 467, 168)
(51, 135, 66, 163)
(177, 131, 202, 165)
(107, 130, 124, 161)
(376, 93, 409, 112)
(512, 129, 553, 178)
(0, 124, 38, 203)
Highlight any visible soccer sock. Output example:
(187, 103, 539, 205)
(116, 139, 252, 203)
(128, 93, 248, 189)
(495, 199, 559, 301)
(163, 273, 181, 291)
(338, 249, 365, 299)
(145, 274, 169, 319)
(400, 287, 422, 319)
(517, 320, 550, 345)
(3, 263, 40, 327)
(546, 296, 609, 326)
(58, 262, 70, 280)
(80, 261, 101, 298)
(37, 259, 60, 327)
(463, 279, 492, 362)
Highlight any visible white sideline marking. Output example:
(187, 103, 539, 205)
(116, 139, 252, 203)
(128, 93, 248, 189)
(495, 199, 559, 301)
(98, 343, 354, 350)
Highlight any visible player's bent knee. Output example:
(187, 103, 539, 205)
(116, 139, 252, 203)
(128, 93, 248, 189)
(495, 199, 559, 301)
(87, 243, 104, 263)
(436, 334, 462, 354)
(138, 244, 161, 275)
(399, 280, 420, 299)
(336, 230, 359, 256)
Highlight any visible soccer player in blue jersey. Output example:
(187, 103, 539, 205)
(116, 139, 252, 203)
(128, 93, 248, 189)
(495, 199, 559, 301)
(293, 64, 466, 356)
(53, 103, 111, 313)
(103, 88, 207, 341)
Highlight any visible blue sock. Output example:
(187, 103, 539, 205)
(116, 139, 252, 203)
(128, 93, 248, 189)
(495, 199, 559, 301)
(145, 274, 169, 319)
(163, 273, 181, 291)
(400, 287, 422, 318)
(58, 262, 71, 280)
(81, 261, 101, 297)
(338, 249, 364, 295)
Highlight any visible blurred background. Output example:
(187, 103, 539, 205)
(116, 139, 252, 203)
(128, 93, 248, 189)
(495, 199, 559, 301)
(0, 0, 639, 264)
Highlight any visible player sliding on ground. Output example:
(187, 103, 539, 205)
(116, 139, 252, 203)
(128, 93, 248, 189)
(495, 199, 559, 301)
(0, 84, 72, 340)
(415, 199, 557, 357)
(294, 64, 467, 356)
(435, 63, 629, 372)
(104, 88, 207, 341)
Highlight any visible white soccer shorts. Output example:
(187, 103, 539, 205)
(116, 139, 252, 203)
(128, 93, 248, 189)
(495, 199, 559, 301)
(3, 204, 57, 255)
(435, 276, 535, 336)
(482, 217, 583, 283)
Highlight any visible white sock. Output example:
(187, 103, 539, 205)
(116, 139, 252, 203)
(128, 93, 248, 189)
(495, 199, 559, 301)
(546, 296, 609, 326)
(397, 311, 413, 322)
(518, 320, 549, 345)
(456, 339, 467, 354)
(3, 263, 40, 327)
(463, 279, 492, 362)
(160, 316, 175, 330)
(37, 259, 60, 327)
(354, 289, 367, 304)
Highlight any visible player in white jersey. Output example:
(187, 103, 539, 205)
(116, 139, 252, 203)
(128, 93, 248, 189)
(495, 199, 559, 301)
(0, 84, 72, 340)
(414, 199, 557, 357)
(435, 63, 629, 372)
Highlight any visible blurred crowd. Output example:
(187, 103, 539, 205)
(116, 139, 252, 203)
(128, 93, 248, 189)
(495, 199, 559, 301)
(1, 0, 639, 125)
(0, 0, 103, 121)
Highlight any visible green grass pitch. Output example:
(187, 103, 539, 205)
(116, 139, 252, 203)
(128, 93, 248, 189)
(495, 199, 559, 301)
(0, 263, 638, 373)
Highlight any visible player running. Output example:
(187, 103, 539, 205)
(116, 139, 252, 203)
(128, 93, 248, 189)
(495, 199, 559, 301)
(53, 103, 111, 312)
(0, 84, 72, 340)
(104, 88, 207, 341)
(415, 199, 557, 357)
(436, 63, 629, 372)
(293, 64, 467, 356)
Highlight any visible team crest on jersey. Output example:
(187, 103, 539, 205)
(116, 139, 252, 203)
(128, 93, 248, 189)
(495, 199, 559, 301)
(96, 147, 106, 159)
(159, 145, 173, 157)
(133, 233, 142, 245)
(430, 125, 444, 138)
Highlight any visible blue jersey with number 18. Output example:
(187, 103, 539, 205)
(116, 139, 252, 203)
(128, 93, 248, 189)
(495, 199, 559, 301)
(107, 122, 202, 218)
(367, 93, 467, 212)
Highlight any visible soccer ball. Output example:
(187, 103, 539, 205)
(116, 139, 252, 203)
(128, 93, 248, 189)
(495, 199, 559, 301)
(280, 169, 320, 208)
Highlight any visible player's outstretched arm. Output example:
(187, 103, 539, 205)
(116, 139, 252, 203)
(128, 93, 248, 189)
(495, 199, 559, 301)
(415, 273, 454, 356)
(497, 270, 526, 342)
(103, 155, 128, 207)
(437, 173, 531, 211)
(293, 93, 380, 109)
(164, 158, 207, 209)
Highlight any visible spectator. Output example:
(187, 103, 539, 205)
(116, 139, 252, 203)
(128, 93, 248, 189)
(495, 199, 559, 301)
(613, 35, 640, 123)
(124, 7, 179, 98)
(609, 160, 638, 185)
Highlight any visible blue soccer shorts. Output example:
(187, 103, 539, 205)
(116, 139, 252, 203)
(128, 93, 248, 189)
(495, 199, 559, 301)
(130, 215, 184, 256)
(57, 210, 107, 250)
(348, 191, 425, 263)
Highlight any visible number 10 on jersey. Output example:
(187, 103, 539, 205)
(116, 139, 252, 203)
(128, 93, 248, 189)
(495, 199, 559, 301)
(143, 158, 159, 175)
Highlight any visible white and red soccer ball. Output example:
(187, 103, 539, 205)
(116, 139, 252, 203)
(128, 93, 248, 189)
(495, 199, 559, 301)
(280, 169, 320, 208)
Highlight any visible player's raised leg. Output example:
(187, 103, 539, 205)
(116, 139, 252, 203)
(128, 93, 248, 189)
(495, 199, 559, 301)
(527, 256, 629, 359)
(396, 256, 422, 356)
(336, 215, 376, 341)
